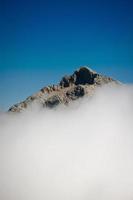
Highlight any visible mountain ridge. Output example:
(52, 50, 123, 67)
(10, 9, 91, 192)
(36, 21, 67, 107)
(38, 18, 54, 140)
(8, 66, 120, 112)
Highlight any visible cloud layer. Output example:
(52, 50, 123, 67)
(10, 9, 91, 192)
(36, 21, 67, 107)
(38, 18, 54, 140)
(0, 84, 133, 200)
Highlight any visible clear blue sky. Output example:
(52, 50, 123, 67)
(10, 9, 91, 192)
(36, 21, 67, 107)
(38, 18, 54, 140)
(0, 0, 133, 110)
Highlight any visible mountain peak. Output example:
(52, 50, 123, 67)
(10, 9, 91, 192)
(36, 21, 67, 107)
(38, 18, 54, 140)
(8, 67, 119, 112)
(59, 66, 97, 87)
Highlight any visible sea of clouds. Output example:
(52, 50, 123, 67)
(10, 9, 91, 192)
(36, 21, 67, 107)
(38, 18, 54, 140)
(0, 84, 133, 200)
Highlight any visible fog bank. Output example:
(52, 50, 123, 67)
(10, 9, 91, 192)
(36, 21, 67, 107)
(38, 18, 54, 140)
(0, 84, 133, 200)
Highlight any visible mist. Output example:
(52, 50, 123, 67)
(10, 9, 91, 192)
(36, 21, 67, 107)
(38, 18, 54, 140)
(0, 84, 133, 200)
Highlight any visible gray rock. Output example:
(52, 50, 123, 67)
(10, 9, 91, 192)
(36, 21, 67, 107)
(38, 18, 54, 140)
(66, 85, 85, 100)
(60, 75, 75, 87)
(45, 95, 61, 108)
(8, 66, 120, 112)
(74, 67, 97, 85)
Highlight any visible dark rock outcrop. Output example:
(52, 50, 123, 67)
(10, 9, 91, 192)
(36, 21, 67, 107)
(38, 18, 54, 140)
(74, 67, 97, 85)
(45, 95, 61, 108)
(8, 66, 120, 112)
(66, 85, 85, 100)
(59, 67, 97, 87)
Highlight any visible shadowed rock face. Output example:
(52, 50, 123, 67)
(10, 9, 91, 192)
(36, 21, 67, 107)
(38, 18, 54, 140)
(59, 67, 97, 87)
(74, 67, 97, 85)
(8, 66, 120, 112)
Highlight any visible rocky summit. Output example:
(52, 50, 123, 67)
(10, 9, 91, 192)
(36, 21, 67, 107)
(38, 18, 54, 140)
(8, 67, 119, 112)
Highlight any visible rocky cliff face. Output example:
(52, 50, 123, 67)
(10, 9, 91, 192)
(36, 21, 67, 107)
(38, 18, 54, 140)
(8, 67, 119, 112)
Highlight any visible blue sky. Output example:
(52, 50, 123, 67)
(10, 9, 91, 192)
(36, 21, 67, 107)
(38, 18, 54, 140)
(0, 0, 133, 110)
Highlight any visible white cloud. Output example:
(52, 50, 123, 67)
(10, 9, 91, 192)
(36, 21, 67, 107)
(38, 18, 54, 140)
(0, 84, 133, 200)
